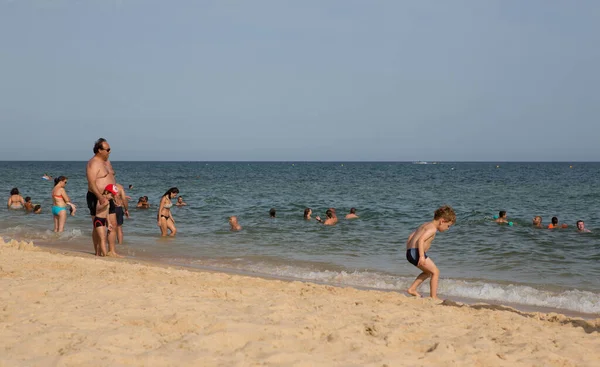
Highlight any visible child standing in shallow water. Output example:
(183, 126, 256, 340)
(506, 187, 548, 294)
(406, 205, 456, 299)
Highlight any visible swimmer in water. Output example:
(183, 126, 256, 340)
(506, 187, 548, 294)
(228, 216, 242, 231)
(345, 207, 359, 219)
(24, 197, 34, 212)
(532, 216, 543, 228)
(495, 211, 508, 224)
(548, 216, 568, 229)
(303, 207, 312, 220)
(316, 209, 337, 225)
(7, 188, 25, 210)
(576, 220, 591, 233)
(33, 204, 42, 214)
(175, 196, 187, 206)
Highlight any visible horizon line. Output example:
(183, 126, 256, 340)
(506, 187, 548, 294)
(1, 160, 598, 163)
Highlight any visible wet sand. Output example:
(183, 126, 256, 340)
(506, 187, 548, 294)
(1, 238, 599, 366)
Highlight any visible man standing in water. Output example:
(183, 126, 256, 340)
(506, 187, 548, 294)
(86, 138, 120, 257)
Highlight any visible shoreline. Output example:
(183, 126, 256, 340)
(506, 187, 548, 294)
(32, 239, 599, 320)
(2, 237, 600, 366)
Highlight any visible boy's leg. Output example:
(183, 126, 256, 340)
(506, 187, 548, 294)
(418, 258, 440, 299)
(94, 224, 108, 256)
(92, 218, 100, 255)
(407, 272, 430, 297)
(107, 213, 118, 254)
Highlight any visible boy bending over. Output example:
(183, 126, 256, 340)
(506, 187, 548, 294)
(406, 205, 456, 299)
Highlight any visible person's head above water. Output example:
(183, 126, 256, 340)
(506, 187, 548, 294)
(551, 217, 558, 225)
(269, 208, 276, 218)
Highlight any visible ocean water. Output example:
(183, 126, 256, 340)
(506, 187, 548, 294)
(1, 161, 599, 315)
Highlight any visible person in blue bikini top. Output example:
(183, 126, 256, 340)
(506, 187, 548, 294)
(51, 176, 76, 232)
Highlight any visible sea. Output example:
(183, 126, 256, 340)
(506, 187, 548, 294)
(1, 161, 599, 317)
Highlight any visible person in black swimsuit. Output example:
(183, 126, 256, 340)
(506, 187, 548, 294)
(157, 187, 179, 236)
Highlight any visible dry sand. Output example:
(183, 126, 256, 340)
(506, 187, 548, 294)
(1, 238, 599, 367)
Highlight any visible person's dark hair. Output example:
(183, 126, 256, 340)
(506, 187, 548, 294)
(576, 220, 584, 226)
(325, 209, 333, 218)
(303, 208, 311, 219)
(93, 138, 107, 154)
(350, 207, 356, 214)
(269, 208, 276, 217)
(25, 196, 31, 202)
(10, 188, 19, 195)
(162, 187, 179, 198)
(551, 216, 558, 225)
(137, 197, 144, 203)
(33, 204, 41, 211)
(143, 196, 149, 200)
(499, 210, 506, 218)
(128, 184, 133, 189)
(54, 176, 67, 186)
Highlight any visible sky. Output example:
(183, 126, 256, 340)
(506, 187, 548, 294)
(1, 0, 599, 161)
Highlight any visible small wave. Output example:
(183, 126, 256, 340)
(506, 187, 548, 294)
(180, 259, 600, 314)
(0, 226, 85, 242)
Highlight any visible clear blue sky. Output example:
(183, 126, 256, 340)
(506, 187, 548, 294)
(1, 0, 599, 161)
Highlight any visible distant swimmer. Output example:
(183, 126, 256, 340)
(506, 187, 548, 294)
(495, 211, 508, 224)
(532, 216, 543, 228)
(345, 207, 359, 219)
(158, 187, 179, 236)
(7, 188, 25, 209)
(316, 209, 337, 225)
(406, 205, 456, 300)
(269, 208, 276, 218)
(42, 173, 52, 181)
(229, 216, 242, 231)
(548, 216, 568, 229)
(24, 197, 33, 212)
(576, 220, 591, 233)
(175, 196, 187, 206)
(303, 208, 312, 220)
(137, 196, 150, 208)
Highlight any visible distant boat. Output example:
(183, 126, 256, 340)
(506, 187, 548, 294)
(413, 161, 428, 164)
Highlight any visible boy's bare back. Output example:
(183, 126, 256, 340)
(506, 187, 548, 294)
(406, 221, 438, 252)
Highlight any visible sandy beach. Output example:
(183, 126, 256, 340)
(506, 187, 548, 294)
(1, 238, 599, 367)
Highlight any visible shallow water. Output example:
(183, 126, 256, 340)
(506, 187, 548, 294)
(1, 161, 599, 314)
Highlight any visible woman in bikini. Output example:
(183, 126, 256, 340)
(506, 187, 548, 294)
(51, 176, 77, 232)
(7, 188, 25, 209)
(157, 187, 179, 236)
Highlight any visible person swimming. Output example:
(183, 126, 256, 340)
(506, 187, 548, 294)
(7, 188, 25, 209)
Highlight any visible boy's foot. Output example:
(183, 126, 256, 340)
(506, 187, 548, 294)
(407, 289, 421, 297)
(106, 251, 123, 258)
